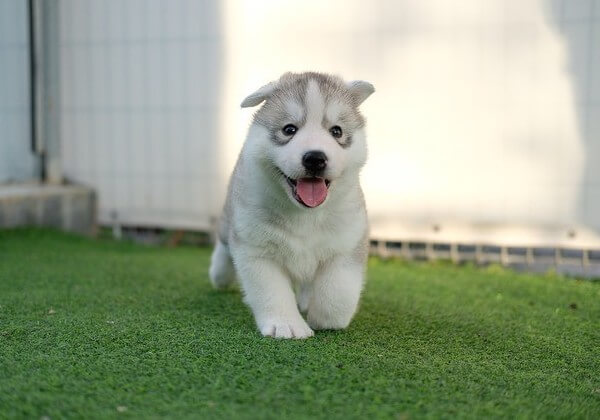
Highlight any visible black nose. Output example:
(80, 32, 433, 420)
(302, 151, 327, 173)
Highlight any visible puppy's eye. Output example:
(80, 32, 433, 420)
(330, 126, 343, 139)
(282, 124, 297, 136)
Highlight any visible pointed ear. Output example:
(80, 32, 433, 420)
(347, 80, 375, 105)
(240, 81, 278, 108)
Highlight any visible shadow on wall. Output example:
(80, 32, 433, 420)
(58, 0, 225, 228)
(544, 0, 600, 231)
(0, 0, 38, 183)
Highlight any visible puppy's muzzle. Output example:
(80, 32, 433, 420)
(302, 150, 328, 174)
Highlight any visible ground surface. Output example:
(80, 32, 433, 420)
(1, 229, 599, 419)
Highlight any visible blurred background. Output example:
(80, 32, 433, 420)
(1, 0, 599, 274)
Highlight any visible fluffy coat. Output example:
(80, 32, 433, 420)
(209, 72, 374, 339)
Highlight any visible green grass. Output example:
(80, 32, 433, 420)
(1, 229, 599, 419)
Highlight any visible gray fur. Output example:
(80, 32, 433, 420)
(250, 72, 369, 148)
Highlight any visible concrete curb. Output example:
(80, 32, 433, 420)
(0, 183, 96, 235)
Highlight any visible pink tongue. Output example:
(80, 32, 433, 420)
(296, 178, 328, 208)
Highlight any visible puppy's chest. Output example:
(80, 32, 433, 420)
(233, 202, 365, 281)
(274, 232, 335, 283)
(265, 217, 360, 282)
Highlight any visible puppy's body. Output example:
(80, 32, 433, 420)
(210, 72, 374, 339)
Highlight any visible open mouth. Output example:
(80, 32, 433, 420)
(284, 175, 331, 208)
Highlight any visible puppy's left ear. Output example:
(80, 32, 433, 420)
(347, 80, 375, 105)
(241, 81, 278, 108)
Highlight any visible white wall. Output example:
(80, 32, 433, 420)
(0, 0, 37, 183)
(57, 0, 600, 246)
(58, 0, 224, 229)
(222, 0, 600, 247)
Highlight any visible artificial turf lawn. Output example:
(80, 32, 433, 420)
(1, 229, 599, 419)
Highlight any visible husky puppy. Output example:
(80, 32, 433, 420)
(209, 72, 374, 339)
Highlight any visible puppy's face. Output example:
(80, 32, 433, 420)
(242, 72, 374, 209)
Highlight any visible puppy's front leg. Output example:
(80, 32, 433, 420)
(307, 255, 364, 330)
(235, 255, 314, 339)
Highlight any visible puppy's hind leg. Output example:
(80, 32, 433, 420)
(209, 240, 237, 289)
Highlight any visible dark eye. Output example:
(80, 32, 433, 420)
(282, 124, 297, 136)
(330, 126, 343, 139)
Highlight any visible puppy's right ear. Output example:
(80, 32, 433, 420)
(347, 80, 375, 105)
(240, 81, 278, 108)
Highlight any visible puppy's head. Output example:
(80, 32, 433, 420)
(242, 72, 374, 209)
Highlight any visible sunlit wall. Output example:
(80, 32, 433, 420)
(221, 0, 600, 246)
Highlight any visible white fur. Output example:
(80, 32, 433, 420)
(240, 81, 278, 107)
(209, 240, 236, 290)
(346, 80, 375, 104)
(210, 73, 373, 339)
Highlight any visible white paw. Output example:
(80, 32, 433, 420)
(259, 319, 314, 339)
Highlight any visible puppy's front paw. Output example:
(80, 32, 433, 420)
(259, 318, 314, 339)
